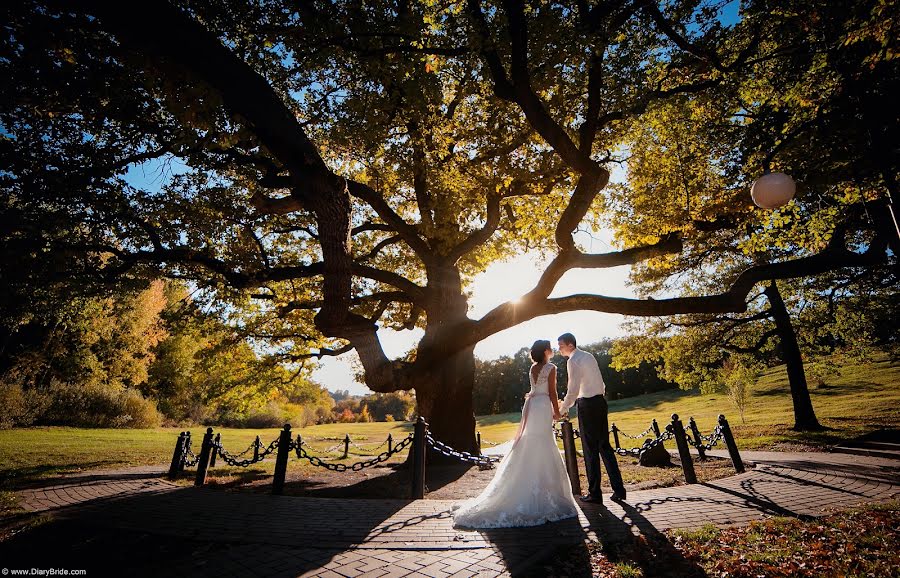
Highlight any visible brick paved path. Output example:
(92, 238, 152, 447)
(7, 452, 899, 577)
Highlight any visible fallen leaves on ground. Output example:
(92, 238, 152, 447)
(532, 502, 899, 578)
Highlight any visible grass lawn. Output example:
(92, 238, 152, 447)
(1, 353, 897, 489)
(476, 352, 900, 450)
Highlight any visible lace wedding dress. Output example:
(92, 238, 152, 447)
(451, 363, 579, 528)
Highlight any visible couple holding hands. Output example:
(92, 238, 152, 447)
(452, 333, 626, 529)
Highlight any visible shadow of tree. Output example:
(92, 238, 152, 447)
(0, 461, 146, 491)
(274, 462, 473, 499)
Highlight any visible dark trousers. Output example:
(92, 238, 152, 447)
(577, 395, 625, 498)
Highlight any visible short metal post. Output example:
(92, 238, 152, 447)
(671, 414, 697, 484)
(411, 417, 427, 499)
(209, 433, 220, 467)
(611, 423, 621, 449)
(295, 434, 303, 457)
(253, 435, 261, 462)
(476, 431, 482, 451)
(651, 418, 661, 438)
(343, 434, 350, 459)
(718, 414, 745, 473)
(387, 433, 393, 454)
(168, 432, 185, 479)
(194, 427, 214, 486)
(561, 420, 582, 496)
(688, 417, 706, 460)
(272, 424, 293, 494)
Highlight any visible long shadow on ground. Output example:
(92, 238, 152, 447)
(0, 483, 410, 577)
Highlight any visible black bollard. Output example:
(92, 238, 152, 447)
(651, 418, 661, 438)
(688, 417, 706, 460)
(253, 435, 261, 462)
(209, 433, 220, 467)
(611, 423, 621, 450)
(387, 433, 393, 454)
(561, 420, 582, 496)
(295, 434, 303, 457)
(194, 427, 214, 486)
(718, 415, 745, 473)
(411, 417, 427, 499)
(670, 415, 697, 484)
(343, 434, 351, 459)
(272, 424, 293, 494)
(476, 431, 482, 452)
(168, 432, 185, 479)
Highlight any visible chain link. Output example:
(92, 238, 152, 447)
(294, 433, 414, 472)
(349, 438, 389, 453)
(613, 429, 675, 457)
(214, 437, 279, 467)
(553, 426, 581, 440)
(226, 438, 261, 459)
(181, 438, 201, 467)
(615, 423, 656, 440)
(303, 441, 346, 454)
(425, 433, 500, 469)
(686, 425, 725, 451)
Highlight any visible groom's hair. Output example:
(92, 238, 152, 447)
(557, 333, 577, 348)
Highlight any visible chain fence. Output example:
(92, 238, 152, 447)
(687, 424, 725, 451)
(349, 438, 389, 454)
(293, 433, 414, 472)
(615, 423, 656, 440)
(425, 433, 500, 469)
(214, 437, 279, 467)
(613, 426, 675, 457)
(553, 422, 675, 458)
(182, 438, 202, 467)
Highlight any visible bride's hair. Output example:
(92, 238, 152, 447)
(530, 339, 551, 363)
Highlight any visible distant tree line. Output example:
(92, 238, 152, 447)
(473, 339, 674, 415)
(328, 391, 416, 423)
(0, 280, 334, 429)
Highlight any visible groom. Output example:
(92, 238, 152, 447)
(557, 333, 626, 504)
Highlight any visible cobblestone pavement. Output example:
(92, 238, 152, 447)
(6, 452, 899, 577)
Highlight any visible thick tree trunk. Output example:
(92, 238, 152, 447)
(764, 281, 823, 431)
(409, 261, 479, 461)
(414, 346, 479, 457)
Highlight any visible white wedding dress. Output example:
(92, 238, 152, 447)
(451, 363, 579, 528)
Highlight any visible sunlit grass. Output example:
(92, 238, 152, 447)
(1, 353, 897, 489)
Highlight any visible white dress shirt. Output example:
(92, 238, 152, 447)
(559, 348, 606, 414)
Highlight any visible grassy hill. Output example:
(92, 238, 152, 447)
(479, 352, 900, 448)
(1, 352, 897, 489)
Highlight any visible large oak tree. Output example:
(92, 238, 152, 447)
(2, 0, 893, 450)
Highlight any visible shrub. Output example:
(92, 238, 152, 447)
(41, 380, 162, 428)
(719, 359, 756, 424)
(244, 401, 286, 429)
(0, 382, 51, 429)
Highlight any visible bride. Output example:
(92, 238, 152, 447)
(452, 340, 579, 528)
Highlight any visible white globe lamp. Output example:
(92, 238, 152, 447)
(750, 172, 796, 209)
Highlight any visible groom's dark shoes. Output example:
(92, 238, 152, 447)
(611, 491, 626, 502)
(578, 494, 603, 504)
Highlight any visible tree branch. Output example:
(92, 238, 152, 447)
(346, 180, 432, 259)
(463, 235, 888, 348)
(448, 193, 502, 262)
